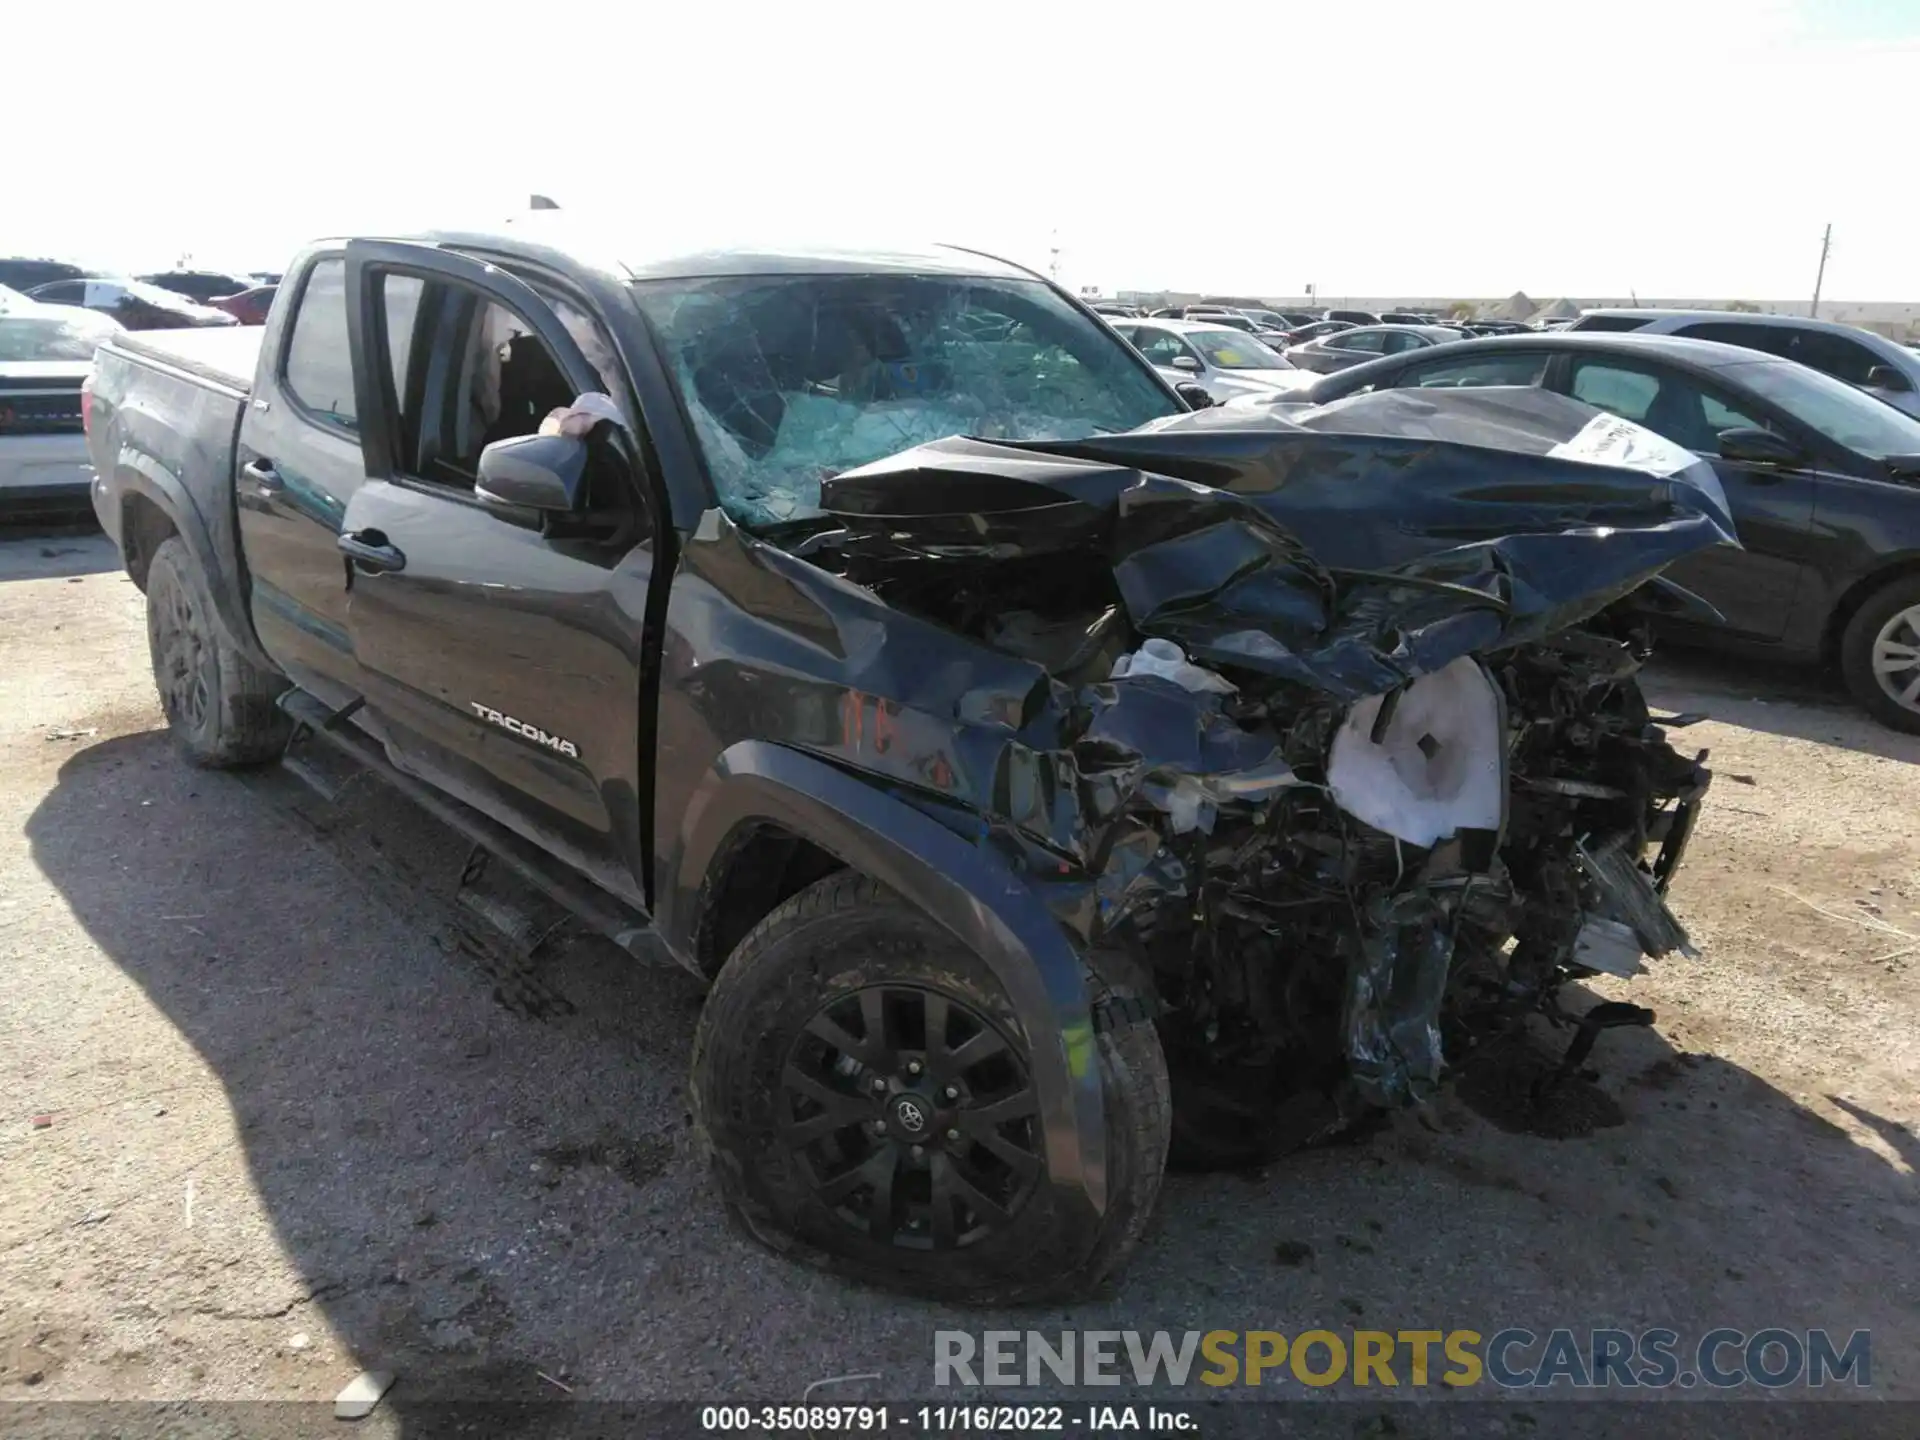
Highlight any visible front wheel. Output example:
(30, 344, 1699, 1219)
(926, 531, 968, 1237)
(1840, 574, 1920, 735)
(690, 872, 1170, 1303)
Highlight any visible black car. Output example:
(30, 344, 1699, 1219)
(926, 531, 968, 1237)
(0, 257, 88, 292)
(137, 270, 258, 304)
(1283, 318, 1357, 344)
(1323, 307, 1380, 325)
(1294, 332, 1920, 729)
(28, 279, 238, 330)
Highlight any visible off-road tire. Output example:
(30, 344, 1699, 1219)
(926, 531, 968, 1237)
(1840, 573, 1920, 735)
(145, 536, 289, 767)
(691, 872, 1170, 1303)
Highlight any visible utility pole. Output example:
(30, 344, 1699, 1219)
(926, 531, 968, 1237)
(1811, 223, 1832, 318)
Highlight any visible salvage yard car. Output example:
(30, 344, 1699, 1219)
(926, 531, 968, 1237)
(1, 284, 118, 515)
(1290, 332, 1920, 732)
(1566, 309, 1920, 418)
(1284, 322, 1468, 374)
(1110, 317, 1315, 401)
(28, 277, 239, 331)
(85, 226, 1722, 1301)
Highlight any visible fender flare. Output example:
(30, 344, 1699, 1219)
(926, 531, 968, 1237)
(660, 740, 1109, 1218)
(111, 445, 270, 670)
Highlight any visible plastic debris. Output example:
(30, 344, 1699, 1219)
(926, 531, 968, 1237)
(334, 1369, 396, 1421)
(1111, 638, 1237, 694)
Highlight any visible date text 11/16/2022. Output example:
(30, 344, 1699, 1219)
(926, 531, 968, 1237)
(699, 1405, 1193, 1432)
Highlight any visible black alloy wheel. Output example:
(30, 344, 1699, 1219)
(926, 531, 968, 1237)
(779, 984, 1042, 1250)
(691, 872, 1172, 1302)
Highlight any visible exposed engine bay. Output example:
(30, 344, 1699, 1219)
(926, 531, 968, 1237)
(742, 386, 1729, 1165)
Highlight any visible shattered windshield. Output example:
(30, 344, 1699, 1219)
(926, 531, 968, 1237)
(1188, 330, 1291, 370)
(631, 272, 1180, 527)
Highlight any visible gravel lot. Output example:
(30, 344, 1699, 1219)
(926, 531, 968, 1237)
(1, 528, 1915, 1428)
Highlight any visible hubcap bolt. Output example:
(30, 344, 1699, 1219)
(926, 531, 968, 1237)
(906, 1060, 923, 1076)
(943, 1085, 959, 1100)
(946, 1128, 961, 1142)
(910, 1144, 925, 1160)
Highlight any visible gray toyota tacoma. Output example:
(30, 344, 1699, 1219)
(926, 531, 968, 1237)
(83, 221, 1721, 1300)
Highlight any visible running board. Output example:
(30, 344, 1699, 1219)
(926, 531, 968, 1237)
(277, 689, 665, 965)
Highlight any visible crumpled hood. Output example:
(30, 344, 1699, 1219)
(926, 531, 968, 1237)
(818, 385, 1737, 703)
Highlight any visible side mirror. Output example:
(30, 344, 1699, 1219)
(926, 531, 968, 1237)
(476, 433, 587, 514)
(1170, 354, 1202, 372)
(1717, 426, 1803, 467)
(1175, 381, 1215, 410)
(1866, 364, 1912, 393)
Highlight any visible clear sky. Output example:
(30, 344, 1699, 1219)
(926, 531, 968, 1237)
(9, 0, 1918, 300)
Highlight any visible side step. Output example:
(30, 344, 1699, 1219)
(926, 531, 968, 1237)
(278, 690, 664, 965)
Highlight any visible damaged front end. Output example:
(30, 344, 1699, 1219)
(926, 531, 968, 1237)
(754, 387, 1730, 1163)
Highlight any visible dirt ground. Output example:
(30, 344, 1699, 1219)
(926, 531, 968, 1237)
(1, 528, 1915, 1427)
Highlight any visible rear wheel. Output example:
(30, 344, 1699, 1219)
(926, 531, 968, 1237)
(691, 872, 1170, 1302)
(1840, 574, 1920, 735)
(145, 537, 289, 766)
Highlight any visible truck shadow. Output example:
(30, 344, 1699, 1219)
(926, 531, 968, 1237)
(22, 731, 1917, 1421)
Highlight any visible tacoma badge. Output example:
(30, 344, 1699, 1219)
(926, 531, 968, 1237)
(469, 703, 579, 758)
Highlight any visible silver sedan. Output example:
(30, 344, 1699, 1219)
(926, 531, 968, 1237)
(1284, 323, 1467, 375)
(1112, 318, 1318, 402)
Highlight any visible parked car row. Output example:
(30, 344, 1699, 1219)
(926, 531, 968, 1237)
(23, 279, 239, 330)
(0, 258, 280, 332)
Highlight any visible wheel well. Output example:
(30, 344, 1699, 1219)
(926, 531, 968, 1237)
(1823, 559, 1920, 662)
(120, 493, 178, 592)
(697, 825, 848, 977)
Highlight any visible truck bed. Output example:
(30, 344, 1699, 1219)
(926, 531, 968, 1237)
(112, 325, 262, 395)
(88, 327, 260, 666)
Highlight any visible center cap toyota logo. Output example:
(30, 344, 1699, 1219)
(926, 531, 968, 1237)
(892, 1096, 928, 1134)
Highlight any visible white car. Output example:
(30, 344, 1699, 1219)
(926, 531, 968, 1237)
(1110, 318, 1318, 403)
(0, 285, 120, 511)
(1566, 309, 1920, 419)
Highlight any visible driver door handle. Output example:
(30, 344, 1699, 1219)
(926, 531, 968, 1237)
(241, 458, 283, 495)
(337, 530, 407, 574)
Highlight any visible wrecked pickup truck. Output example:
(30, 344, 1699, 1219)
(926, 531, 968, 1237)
(85, 229, 1725, 1301)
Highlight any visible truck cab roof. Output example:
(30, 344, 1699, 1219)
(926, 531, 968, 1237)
(416, 218, 1041, 285)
